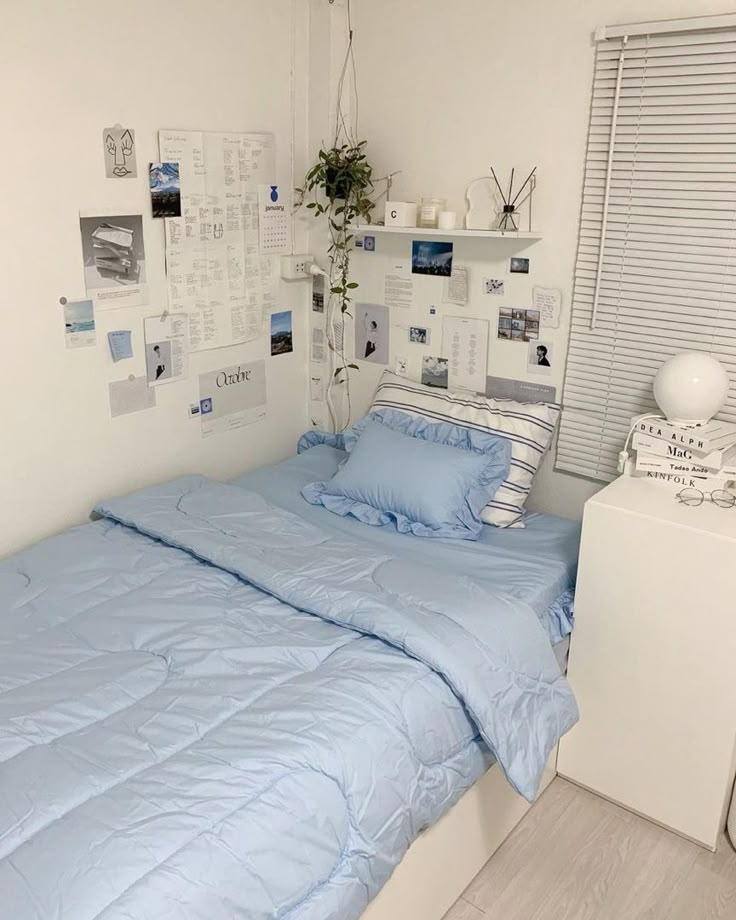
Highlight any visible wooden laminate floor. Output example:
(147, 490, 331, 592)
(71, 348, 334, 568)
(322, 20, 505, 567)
(443, 778, 736, 920)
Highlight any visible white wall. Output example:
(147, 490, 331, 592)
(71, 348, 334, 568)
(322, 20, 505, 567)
(0, 0, 311, 556)
(339, 0, 730, 520)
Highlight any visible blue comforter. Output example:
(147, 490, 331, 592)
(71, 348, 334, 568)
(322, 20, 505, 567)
(0, 474, 577, 920)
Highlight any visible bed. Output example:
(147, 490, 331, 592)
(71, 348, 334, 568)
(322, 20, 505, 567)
(0, 441, 580, 920)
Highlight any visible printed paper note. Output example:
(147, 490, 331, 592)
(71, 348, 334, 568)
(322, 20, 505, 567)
(442, 316, 489, 393)
(159, 130, 276, 352)
(384, 261, 413, 309)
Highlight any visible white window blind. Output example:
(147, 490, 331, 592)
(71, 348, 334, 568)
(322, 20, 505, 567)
(557, 22, 736, 482)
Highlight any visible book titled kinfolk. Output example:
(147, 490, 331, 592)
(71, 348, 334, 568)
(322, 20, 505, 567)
(634, 416, 736, 454)
(631, 467, 732, 490)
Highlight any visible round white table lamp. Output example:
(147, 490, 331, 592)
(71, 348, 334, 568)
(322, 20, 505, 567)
(653, 352, 729, 425)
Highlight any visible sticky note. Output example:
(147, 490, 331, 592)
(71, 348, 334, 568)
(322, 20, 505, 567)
(108, 330, 133, 361)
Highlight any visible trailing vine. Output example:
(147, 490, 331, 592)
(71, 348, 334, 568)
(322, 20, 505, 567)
(296, 140, 375, 392)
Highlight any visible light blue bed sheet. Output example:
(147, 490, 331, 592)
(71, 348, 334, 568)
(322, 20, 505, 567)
(232, 444, 580, 643)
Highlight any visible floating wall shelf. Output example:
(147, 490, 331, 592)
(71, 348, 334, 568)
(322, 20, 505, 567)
(356, 224, 542, 241)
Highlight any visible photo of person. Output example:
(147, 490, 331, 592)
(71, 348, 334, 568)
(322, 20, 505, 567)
(409, 325, 430, 345)
(145, 340, 173, 383)
(528, 338, 553, 376)
(421, 355, 449, 389)
(510, 257, 530, 274)
(411, 240, 454, 277)
(354, 303, 389, 364)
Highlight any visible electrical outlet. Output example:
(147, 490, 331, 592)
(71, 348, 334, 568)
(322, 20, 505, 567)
(281, 254, 315, 280)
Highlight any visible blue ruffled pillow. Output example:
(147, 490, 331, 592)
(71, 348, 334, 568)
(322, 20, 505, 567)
(301, 410, 511, 540)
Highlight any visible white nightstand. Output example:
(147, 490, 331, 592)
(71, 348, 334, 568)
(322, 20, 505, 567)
(557, 476, 736, 851)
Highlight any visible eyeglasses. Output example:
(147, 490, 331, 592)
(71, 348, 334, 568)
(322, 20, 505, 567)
(676, 487, 736, 509)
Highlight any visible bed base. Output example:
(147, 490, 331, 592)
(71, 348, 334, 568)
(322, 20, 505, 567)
(362, 749, 558, 920)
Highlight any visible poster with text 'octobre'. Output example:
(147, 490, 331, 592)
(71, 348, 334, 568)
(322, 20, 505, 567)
(159, 131, 278, 352)
(199, 359, 266, 438)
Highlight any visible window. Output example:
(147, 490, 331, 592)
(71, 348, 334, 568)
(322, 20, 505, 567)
(557, 15, 736, 482)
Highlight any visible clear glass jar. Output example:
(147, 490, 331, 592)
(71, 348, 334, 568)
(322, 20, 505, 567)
(418, 197, 447, 229)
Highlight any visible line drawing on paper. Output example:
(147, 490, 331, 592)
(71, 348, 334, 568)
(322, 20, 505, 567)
(103, 127, 137, 178)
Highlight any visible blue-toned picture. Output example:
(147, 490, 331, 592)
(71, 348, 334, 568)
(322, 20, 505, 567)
(411, 240, 453, 277)
(270, 310, 293, 356)
(149, 162, 182, 218)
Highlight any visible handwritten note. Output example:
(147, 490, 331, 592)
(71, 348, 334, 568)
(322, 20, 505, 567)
(444, 265, 469, 305)
(533, 287, 562, 329)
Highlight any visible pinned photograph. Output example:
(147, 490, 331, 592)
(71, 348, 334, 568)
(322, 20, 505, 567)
(409, 325, 430, 345)
(63, 299, 96, 349)
(510, 257, 530, 274)
(364, 235, 376, 252)
(499, 308, 539, 342)
(149, 163, 181, 218)
(146, 341, 173, 383)
(485, 278, 505, 295)
(411, 240, 453, 277)
(144, 314, 188, 386)
(102, 126, 137, 178)
(270, 310, 294, 356)
(528, 338, 553, 376)
(355, 303, 389, 364)
(312, 275, 325, 313)
(421, 355, 449, 389)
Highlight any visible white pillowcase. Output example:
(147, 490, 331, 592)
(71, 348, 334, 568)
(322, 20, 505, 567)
(370, 371, 560, 527)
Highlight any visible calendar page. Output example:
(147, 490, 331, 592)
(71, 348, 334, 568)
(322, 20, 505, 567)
(258, 184, 292, 254)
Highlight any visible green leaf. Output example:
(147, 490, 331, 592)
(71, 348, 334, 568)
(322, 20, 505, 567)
(347, 363, 359, 370)
(346, 282, 358, 289)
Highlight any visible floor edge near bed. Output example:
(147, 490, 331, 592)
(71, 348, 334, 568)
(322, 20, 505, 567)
(362, 749, 559, 920)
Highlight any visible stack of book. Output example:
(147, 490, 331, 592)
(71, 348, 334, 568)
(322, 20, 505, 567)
(91, 223, 136, 281)
(632, 416, 736, 490)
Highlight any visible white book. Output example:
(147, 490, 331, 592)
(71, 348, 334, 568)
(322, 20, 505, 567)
(635, 448, 736, 478)
(632, 432, 728, 469)
(633, 415, 736, 454)
(631, 468, 732, 491)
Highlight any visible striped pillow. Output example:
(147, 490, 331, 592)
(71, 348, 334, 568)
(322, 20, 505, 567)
(370, 371, 560, 528)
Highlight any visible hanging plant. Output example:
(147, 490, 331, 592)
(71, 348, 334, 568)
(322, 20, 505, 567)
(295, 140, 375, 385)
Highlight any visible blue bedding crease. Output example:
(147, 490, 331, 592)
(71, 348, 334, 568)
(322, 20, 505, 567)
(0, 468, 578, 920)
